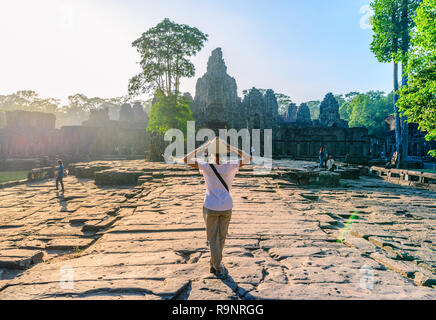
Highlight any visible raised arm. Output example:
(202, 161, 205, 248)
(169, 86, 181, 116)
(183, 149, 200, 169)
(184, 142, 211, 169)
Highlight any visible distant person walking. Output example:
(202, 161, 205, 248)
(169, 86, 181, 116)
(184, 138, 252, 277)
(323, 146, 328, 168)
(319, 147, 325, 168)
(55, 160, 65, 192)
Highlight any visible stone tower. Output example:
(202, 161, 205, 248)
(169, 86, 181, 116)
(263, 89, 280, 129)
(243, 88, 266, 130)
(119, 103, 134, 122)
(318, 93, 348, 128)
(286, 103, 298, 122)
(132, 102, 148, 124)
(296, 103, 312, 126)
(192, 48, 241, 130)
(192, 48, 281, 131)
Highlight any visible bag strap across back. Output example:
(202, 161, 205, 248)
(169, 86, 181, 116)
(209, 164, 229, 192)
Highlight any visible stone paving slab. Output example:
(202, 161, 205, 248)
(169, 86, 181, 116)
(0, 160, 435, 300)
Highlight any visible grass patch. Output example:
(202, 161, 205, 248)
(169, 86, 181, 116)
(0, 171, 28, 183)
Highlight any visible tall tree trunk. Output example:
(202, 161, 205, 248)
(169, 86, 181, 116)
(167, 53, 172, 96)
(393, 61, 402, 168)
(399, 0, 410, 169)
(400, 65, 409, 168)
(175, 57, 180, 96)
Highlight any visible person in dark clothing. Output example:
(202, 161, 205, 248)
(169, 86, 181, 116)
(55, 160, 65, 192)
(323, 146, 328, 168)
(319, 147, 324, 168)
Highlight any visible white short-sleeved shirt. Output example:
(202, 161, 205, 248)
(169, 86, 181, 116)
(198, 160, 240, 211)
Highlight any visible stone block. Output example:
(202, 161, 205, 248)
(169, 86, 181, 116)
(0, 249, 44, 270)
(27, 167, 55, 182)
(370, 252, 417, 278)
(82, 217, 119, 232)
(95, 170, 144, 186)
(69, 164, 112, 179)
(45, 238, 95, 251)
(337, 168, 361, 180)
(317, 171, 340, 187)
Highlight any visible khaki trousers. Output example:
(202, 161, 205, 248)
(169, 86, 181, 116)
(203, 207, 232, 270)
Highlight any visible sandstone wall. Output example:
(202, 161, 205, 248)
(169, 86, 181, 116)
(0, 111, 58, 161)
(58, 124, 150, 162)
(0, 110, 150, 165)
(273, 126, 371, 162)
(6, 110, 56, 130)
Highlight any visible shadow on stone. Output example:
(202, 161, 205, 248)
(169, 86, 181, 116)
(219, 273, 256, 300)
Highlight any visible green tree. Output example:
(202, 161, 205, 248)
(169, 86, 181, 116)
(61, 94, 108, 125)
(129, 19, 207, 161)
(0, 90, 60, 114)
(275, 93, 293, 116)
(346, 91, 393, 134)
(147, 91, 193, 135)
(147, 91, 194, 161)
(129, 18, 208, 97)
(54, 94, 133, 127)
(397, 0, 436, 156)
(337, 92, 360, 121)
(370, 0, 420, 167)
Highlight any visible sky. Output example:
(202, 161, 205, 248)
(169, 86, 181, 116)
(0, 0, 392, 105)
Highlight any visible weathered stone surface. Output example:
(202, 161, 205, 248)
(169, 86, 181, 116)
(45, 238, 95, 251)
(82, 217, 119, 232)
(95, 170, 144, 186)
(300, 193, 319, 201)
(132, 102, 148, 124)
(337, 167, 361, 180)
(317, 171, 340, 187)
(285, 103, 298, 122)
(191, 48, 242, 130)
(28, 167, 55, 182)
(119, 103, 134, 122)
(68, 164, 112, 179)
(83, 108, 110, 127)
(191, 48, 282, 133)
(263, 89, 280, 129)
(6, 111, 55, 131)
(243, 88, 267, 130)
(0, 249, 43, 269)
(414, 272, 436, 287)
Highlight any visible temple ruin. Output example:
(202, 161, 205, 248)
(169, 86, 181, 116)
(191, 48, 374, 163)
(0, 103, 150, 170)
(0, 47, 434, 168)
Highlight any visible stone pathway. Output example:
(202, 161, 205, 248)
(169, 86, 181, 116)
(0, 161, 435, 299)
